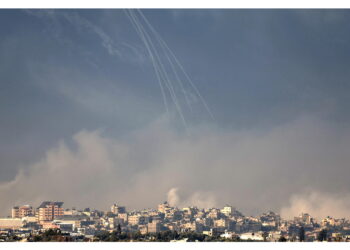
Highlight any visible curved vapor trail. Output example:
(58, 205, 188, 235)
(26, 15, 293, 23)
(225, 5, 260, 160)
(136, 9, 215, 121)
(130, 14, 188, 130)
(148, 23, 193, 113)
(124, 10, 169, 115)
(128, 10, 187, 127)
(126, 10, 188, 130)
(134, 11, 193, 113)
(129, 14, 187, 127)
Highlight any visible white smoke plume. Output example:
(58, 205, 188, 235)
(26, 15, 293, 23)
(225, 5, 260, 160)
(280, 191, 350, 220)
(167, 188, 180, 207)
(167, 187, 217, 208)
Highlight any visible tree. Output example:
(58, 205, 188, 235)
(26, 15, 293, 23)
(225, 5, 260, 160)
(278, 235, 287, 242)
(110, 231, 119, 241)
(33, 235, 43, 241)
(299, 226, 305, 242)
(317, 229, 328, 242)
(117, 224, 122, 235)
(95, 231, 110, 241)
(132, 231, 142, 241)
(262, 231, 269, 242)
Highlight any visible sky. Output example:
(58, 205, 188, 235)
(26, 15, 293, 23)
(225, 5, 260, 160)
(1, 9, 350, 218)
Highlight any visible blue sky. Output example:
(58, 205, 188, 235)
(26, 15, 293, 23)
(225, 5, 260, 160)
(1, 9, 350, 216)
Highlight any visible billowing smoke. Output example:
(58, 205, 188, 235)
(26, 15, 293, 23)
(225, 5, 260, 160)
(167, 187, 217, 208)
(1, 115, 350, 218)
(280, 191, 350, 220)
(167, 188, 180, 207)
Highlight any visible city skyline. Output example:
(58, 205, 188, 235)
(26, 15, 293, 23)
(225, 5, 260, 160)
(1, 9, 350, 220)
(1, 199, 349, 242)
(4, 199, 347, 221)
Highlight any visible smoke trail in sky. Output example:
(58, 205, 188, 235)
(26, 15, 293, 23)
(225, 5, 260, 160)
(130, 11, 188, 129)
(137, 9, 215, 121)
(125, 9, 214, 130)
(136, 11, 193, 113)
(124, 10, 170, 115)
(26, 9, 213, 130)
(126, 10, 189, 131)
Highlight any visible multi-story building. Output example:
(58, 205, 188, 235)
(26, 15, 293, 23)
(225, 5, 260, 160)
(148, 220, 161, 233)
(214, 218, 229, 229)
(107, 216, 124, 229)
(128, 215, 146, 226)
(301, 213, 312, 224)
(117, 213, 128, 225)
(208, 208, 220, 219)
(158, 202, 171, 213)
(181, 221, 203, 233)
(37, 201, 64, 223)
(322, 216, 336, 227)
(11, 205, 34, 218)
(221, 206, 234, 217)
(53, 215, 84, 230)
(0, 218, 24, 229)
(111, 204, 126, 214)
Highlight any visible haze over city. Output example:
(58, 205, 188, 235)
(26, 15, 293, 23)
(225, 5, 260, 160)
(1, 9, 350, 220)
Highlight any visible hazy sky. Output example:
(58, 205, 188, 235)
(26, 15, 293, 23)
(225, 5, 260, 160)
(1, 9, 350, 218)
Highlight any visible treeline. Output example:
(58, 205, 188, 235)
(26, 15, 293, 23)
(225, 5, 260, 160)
(6, 227, 334, 242)
(94, 230, 240, 242)
(26, 229, 86, 242)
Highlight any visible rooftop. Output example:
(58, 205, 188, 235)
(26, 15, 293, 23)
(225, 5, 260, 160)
(38, 201, 64, 208)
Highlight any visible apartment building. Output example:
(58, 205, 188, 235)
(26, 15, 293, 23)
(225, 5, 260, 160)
(110, 204, 126, 214)
(147, 220, 161, 233)
(11, 205, 34, 218)
(37, 201, 64, 222)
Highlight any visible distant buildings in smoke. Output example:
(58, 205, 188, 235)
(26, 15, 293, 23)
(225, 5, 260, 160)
(1, 200, 350, 242)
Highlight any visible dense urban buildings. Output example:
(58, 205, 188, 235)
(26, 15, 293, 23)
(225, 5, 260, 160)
(1, 200, 350, 242)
